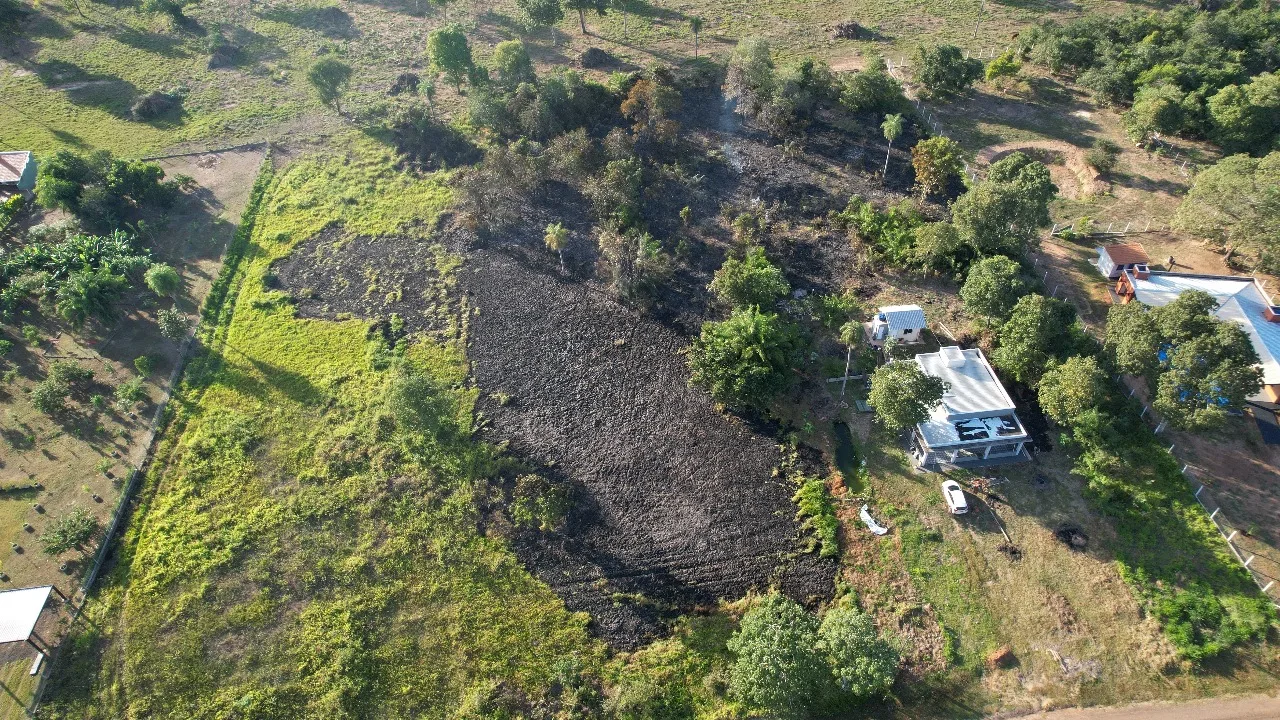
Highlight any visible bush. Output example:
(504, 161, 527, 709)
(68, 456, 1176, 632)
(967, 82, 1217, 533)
(709, 247, 790, 309)
(134, 355, 156, 377)
(509, 474, 572, 531)
(32, 378, 70, 414)
(913, 44, 983, 96)
(840, 58, 909, 114)
(131, 90, 182, 120)
(817, 604, 899, 698)
(144, 263, 181, 297)
(115, 377, 146, 409)
(1084, 139, 1121, 175)
(687, 307, 805, 409)
(157, 307, 191, 341)
(793, 475, 839, 558)
(49, 360, 93, 386)
(0, 194, 24, 233)
(39, 508, 99, 555)
(727, 593, 826, 718)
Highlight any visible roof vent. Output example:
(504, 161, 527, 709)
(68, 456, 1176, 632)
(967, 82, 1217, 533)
(1133, 263, 1150, 280)
(1265, 306, 1280, 324)
(941, 346, 966, 368)
(877, 313, 886, 321)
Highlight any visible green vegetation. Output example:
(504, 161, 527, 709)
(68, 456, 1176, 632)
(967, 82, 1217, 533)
(39, 507, 98, 556)
(41, 147, 605, 718)
(960, 255, 1028, 323)
(913, 44, 984, 97)
(708, 247, 790, 309)
(992, 294, 1091, 386)
(687, 306, 804, 409)
(1104, 291, 1262, 430)
(1174, 151, 1280, 273)
(1036, 355, 1109, 426)
(1026, 7, 1280, 150)
(793, 475, 839, 559)
(306, 57, 353, 114)
(868, 361, 947, 431)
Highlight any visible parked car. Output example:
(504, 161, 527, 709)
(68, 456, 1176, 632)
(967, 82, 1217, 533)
(941, 480, 968, 515)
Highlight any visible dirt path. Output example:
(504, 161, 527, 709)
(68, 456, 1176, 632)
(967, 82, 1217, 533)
(976, 140, 1104, 199)
(1021, 694, 1280, 719)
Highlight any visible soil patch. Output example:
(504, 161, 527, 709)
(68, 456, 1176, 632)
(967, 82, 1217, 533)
(1055, 524, 1089, 550)
(461, 239, 835, 649)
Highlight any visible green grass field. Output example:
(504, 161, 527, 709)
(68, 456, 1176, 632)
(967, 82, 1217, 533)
(36, 140, 607, 719)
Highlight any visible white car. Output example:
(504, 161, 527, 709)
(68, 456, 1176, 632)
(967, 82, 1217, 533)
(941, 480, 969, 515)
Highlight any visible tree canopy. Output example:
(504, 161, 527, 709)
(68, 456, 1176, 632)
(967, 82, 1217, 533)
(1173, 152, 1280, 273)
(950, 152, 1056, 261)
(913, 44, 984, 96)
(306, 57, 352, 113)
(1037, 355, 1109, 426)
(868, 361, 948, 431)
(687, 307, 804, 408)
(959, 255, 1027, 322)
(817, 604, 899, 699)
(992, 294, 1088, 386)
(708, 247, 790, 309)
(427, 25, 474, 89)
(726, 593, 826, 718)
(911, 136, 963, 199)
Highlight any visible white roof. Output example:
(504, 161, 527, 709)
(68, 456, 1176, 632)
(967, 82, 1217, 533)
(0, 586, 51, 644)
(1126, 271, 1280, 386)
(877, 304, 926, 335)
(914, 347, 1026, 448)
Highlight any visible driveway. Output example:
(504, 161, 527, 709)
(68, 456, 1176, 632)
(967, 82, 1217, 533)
(1018, 695, 1280, 720)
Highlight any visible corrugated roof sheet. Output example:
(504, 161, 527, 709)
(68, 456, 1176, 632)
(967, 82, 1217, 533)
(1101, 243, 1150, 266)
(1128, 271, 1280, 386)
(878, 304, 926, 336)
(0, 586, 51, 644)
(0, 152, 32, 185)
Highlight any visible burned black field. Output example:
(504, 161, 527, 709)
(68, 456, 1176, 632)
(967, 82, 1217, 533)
(270, 108, 928, 647)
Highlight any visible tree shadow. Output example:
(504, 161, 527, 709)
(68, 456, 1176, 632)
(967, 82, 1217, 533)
(25, 58, 141, 119)
(216, 345, 326, 408)
(255, 5, 359, 39)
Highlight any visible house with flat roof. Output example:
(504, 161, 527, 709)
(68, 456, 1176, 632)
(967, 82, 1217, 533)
(1114, 268, 1280, 403)
(866, 304, 926, 349)
(1095, 242, 1150, 280)
(909, 346, 1030, 470)
(0, 152, 36, 199)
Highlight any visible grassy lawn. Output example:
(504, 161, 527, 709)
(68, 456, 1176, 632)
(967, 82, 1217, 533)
(833, 420, 1279, 716)
(37, 139, 604, 719)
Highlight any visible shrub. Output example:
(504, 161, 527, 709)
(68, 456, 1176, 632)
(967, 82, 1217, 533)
(40, 508, 99, 555)
(793, 475, 839, 558)
(48, 360, 93, 386)
(131, 90, 182, 120)
(157, 307, 191, 341)
(0, 194, 23, 233)
(144, 263, 181, 297)
(21, 325, 40, 344)
(913, 44, 983, 96)
(32, 378, 69, 414)
(708, 247, 790, 309)
(817, 604, 899, 698)
(134, 355, 156, 377)
(1084, 139, 1121, 175)
(115, 377, 146, 409)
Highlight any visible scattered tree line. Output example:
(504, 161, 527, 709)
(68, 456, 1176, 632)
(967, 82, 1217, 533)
(1173, 150, 1280, 273)
(1025, 7, 1280, 152)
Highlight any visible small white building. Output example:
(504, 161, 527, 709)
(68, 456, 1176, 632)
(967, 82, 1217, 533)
(866, 304, 926, 349)
(910, 346, 1030, 469)
(1096, 242, 1151, 280)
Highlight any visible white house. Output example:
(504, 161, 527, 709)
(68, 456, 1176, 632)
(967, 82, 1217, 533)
(867, 304, 926, 349)
(1096, 242, 1151, 280)
(910, 346, 1030, 470)
(1115, 269, 1280, 404)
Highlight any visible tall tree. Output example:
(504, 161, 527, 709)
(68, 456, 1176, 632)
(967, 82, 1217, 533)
(992, 294, 1085, 386)
(868, 361, 948, 431)
(1103, 301, 1161, 379)
(881, 113, 903, 177)
(727, 593, 827, 719)
(1173, 152, 1280, 272)
(1037, 355, 1108, 426)
(687, 307, 804, 408)
(817, 604, 899, 699)
(491, 39, 535, 89)
(514, 0, 564, 33)
(306, 57, 352, 113)
(1155, 322, 1262, 431)
(689, 16, 703, 57)
(950, 151, 1056, 259)
(911, 136, 963, 198)
(427, 24, 474, 89)
(959, 255, 1027, 322)
(912, 44, 983, 96)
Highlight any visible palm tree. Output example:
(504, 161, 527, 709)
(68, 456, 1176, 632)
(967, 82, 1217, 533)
(690, 17, 703, 57)
(839, 320, 861, 396)
(544, 222, 568, 267)
(881, 113, 903, 177)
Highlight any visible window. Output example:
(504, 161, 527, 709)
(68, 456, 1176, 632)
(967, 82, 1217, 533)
(986, 443, 1020, 457)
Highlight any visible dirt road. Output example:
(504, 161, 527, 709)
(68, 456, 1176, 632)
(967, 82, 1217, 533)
(1022, 695, 1280, 720)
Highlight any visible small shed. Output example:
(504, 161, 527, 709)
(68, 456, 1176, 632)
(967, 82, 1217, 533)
(867, 304, 927, 348)
(0, 152, 36, 198)
(1096, 243, 1150, 280)
(0, 586, 54, 653)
